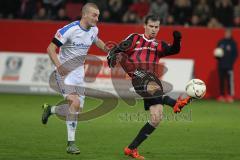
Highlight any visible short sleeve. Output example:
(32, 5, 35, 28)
(122, 33, 139, 52)
(54, 28, 72, 45)
(53, 21, 80, 47)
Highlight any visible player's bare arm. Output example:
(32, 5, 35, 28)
(47, 42, 60, 67)
(95, 38, 110, 53)
(47, 42, 69, 76)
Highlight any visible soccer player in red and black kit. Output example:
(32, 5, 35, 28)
(107, 15, 192, 159)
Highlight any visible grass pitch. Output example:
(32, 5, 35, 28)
(0, 93, 239, 160)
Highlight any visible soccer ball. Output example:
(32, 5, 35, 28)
(185, 79, 206, 99)
(214, 48, 224, 58)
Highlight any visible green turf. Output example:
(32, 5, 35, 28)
(0, 93, 240, 160)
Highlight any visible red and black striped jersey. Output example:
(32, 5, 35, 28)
(119, 33, 180, 77)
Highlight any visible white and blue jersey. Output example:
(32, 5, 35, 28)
(54, 21, 99, 64)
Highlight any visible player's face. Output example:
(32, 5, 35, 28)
(85, 7, 100, 27)
(144, 20, 160, 39)
(225, 29, 232, 39)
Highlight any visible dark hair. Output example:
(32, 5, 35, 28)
(144, 15, 160, 24)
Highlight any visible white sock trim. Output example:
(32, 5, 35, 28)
(51, 106, 56, 114)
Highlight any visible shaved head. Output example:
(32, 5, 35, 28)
(82, 3, 99, 16)
(80, 3, 100, 28)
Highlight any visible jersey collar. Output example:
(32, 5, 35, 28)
(79, 21, 90, 32)
(142, 34, 155, 42)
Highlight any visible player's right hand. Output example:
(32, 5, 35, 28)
(57, 65, 70, 76)
(107, 53, 117, 68)
(107, 46, 119, 68)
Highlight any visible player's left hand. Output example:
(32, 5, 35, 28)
(173, 30, 182, 40)
(57, 65, 70, 76)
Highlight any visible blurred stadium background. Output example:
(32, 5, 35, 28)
(0, 0, 240, 160)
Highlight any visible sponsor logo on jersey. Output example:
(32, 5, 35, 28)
(134, 47, 156, 51)
(73, 42, 91, 49)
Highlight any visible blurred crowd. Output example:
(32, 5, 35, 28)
(1, 0, 240, 28)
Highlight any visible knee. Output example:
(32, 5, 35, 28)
(150, 118, 160, 127)
(68, 95, 81, 111)
(150, 114, 162, 127)
(72, 98, 80, 110)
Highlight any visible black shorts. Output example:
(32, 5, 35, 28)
(143, 97, 164, 110)
(132, 69, 164, 97)
(131, 69, 164, 110)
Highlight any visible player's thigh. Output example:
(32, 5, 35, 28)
(64, 66, 85, 86)
(55, 71, 85, 108)
(146, 81, 161, 95)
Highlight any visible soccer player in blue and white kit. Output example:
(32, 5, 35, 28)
(41, 3, 109, 154)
